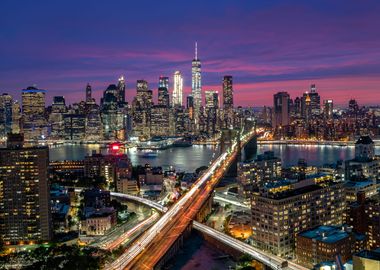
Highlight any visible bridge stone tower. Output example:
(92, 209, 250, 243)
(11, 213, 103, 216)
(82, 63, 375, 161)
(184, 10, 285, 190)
(241, 117, 257, 162)
(243, 135, 257, 162)
(220, 128, 241, 177)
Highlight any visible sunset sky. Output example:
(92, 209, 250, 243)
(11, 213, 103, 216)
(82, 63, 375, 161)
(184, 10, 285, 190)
(1, 0, 380, 107)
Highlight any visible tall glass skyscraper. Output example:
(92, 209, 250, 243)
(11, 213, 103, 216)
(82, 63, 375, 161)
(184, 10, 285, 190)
(158, 76, 169, 90)
(22, 86, 47, 141)
(85, 83, 92, 103)
(172, 71, 183, 107)
(191, 42, 202, 122)
(223, 75, 234, 110)
(158, 76, 169, 107)
(117, 75, 126, 104)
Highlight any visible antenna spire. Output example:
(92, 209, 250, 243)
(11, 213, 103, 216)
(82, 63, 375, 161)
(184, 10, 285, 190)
(195, 41, 198, 60)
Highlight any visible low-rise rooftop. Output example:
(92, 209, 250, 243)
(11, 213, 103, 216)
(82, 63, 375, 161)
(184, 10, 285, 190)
(299, 225, 350, 244)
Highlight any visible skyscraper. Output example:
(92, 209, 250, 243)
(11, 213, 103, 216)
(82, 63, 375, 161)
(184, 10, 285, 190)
(158, 88, 169, 107)
(301, 84, 321, 116)
(324, 99, 333, 119)
(222, 76, 233, 110)
(205, 90, 219, 109)
(205, 90, 219, 135)
(0, 134, 51, 244)
(11, 101, 20, 134)
(50, 96, 67, 139)
(172, 71, 183, 107)
(136, 80, 152, 109)
(22, 86, 47, 141)
(85, 83, 92, 103)
(191, 42, 202, 122)
(187, 95, 194, 120)
(158, 76, 169, 107)
(117, 76, 126, 104)
(273, 91, 290, 128)
(0, 93, 13, 137)
(158, 76, 169, 90)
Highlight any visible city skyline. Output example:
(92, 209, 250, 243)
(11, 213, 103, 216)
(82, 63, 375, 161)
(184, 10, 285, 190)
(1, 1, 380, 106)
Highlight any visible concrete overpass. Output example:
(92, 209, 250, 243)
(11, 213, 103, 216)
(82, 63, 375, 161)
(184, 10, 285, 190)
(110, 192, 167, 212)
(193, 221, 308, 270)
(110, 190, 306, 270)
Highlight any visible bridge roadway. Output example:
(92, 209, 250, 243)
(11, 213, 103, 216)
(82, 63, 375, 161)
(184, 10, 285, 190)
(193, 222, 309, 270)
(110, 192, 167, 212)
(108, 130, 255, 269)
(213, 191, 249, 209)
(91, 213, 160, 251)
(109, 185, 307, 269)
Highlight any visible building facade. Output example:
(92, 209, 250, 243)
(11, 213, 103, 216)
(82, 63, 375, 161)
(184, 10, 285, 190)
(0, 134, 51, 244)
(251, 177, 345, 257)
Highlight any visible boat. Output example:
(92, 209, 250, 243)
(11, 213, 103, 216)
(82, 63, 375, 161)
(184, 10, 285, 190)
(138, 150, 158, 158)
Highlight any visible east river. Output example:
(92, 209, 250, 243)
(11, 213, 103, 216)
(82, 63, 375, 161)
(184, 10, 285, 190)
(49, 143, 380, 269)
(49, 143, 380, 169)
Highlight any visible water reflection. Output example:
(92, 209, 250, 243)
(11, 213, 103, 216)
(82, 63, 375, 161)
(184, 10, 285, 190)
(49, 143, 380, 171)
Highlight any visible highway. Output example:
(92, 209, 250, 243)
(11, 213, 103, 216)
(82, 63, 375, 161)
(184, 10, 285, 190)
(108, 129, 307, 270)
(193, 221, 309, 270)
(213, 191, 250, 209)
(108, 130, 252, 269)
(110, 192, 167, 212)
(91, 212, 160, 251)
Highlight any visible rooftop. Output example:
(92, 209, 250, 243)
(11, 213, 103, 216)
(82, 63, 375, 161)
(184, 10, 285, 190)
(22, 86, 46, 93)
(345, 180, 374, 189)
(355, 249, 380, 261)
(299, 225, 350, 244)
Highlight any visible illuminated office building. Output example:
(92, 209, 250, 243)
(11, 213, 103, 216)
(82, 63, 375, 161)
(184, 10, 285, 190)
(11, 100, 20, 134)
(117, 75, 126, 104)
(238, 151, 281, 196)
(0, 134, 51, 244)
(223, 75, 233, 110)
(251, 175, 345, 257)
(101, 84, 122, 140)
(22, 86, 48, 141)
(323, 99, 333, 119)
(64, 114, 86, 140)
(158, 76, 169, 90)
(301, 84, 321, 117)
(150, 105, 172, 136)
(85, 83, 92, 103)
(191, 42, 202, 122)
(187, 95, 194, 120)
(0, 93, 13, 137)
(205, 90, 219, 135)
(345, 136, 380, 182)
(85, 105, 103, 140)
(172, 71, 183, 107)
(136, 80, 152, 109)
(272, 91, 290, 128)
(50, 96, 67, 139)
(158, 76, 170, 108)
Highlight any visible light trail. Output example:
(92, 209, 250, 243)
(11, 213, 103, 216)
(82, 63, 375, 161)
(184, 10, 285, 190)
(108, 129, 297, 270)
(108, 150, 230, 269)
(193, 221, 309, 270)
(213, 192, 249, 209)
(103, 213, 160, 251)
(110, 192, 167, 212)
